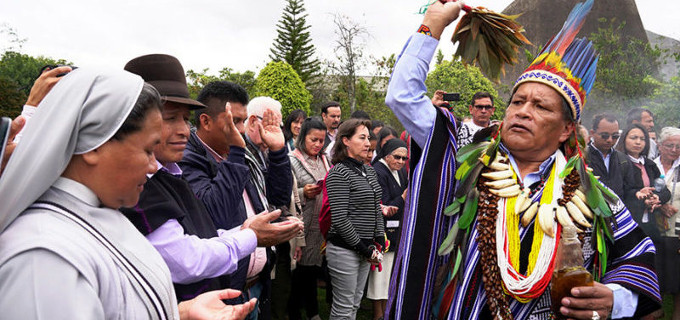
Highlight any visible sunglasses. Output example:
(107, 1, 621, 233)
(392, 155, 409, 161)
(473, 105, 494, 111)
(597, 133, 620, 140)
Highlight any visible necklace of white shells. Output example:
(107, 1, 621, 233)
(482, 150, 593, 302)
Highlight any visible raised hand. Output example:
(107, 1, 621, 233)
(26, 66, 73, 107)
(257, 108, 285, 152)
(431, 90, 450, 108)
(224, 103, 246, 148)
(422, 0, 464, 40)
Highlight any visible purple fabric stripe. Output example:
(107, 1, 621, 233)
(602, 264, 662, 302)
(134, 204, 153, 234)
(419, 142, 456, 318)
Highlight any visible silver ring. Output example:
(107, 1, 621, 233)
(591, 310, 601, 320)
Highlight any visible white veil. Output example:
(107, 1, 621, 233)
(0, 68, 143, 232)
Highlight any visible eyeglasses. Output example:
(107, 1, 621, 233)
(597, 133, 620, 141)
(392, 155, 409, 161)
(473, 105, 494, 111)
(662, 144, 680, 151)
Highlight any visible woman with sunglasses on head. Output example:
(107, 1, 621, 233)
(287, 118, 330, 320)
(325, 118, 385, 319)
(367, 138, 409, 320)
(617, 124, 671, 243)
(283, 109, 307, 153)
(0, 68, 254, 320)
(653, 127, 680, 320)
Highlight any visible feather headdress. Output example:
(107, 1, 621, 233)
(513, 0, 598, 122)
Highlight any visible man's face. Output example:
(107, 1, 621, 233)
(590, 119, 620, 153)
(640, 111, 654, 131)
(501, 83, 573, 160)
(649, 131, 657, 143)
(200, 100, 246, 154)
(322, 106, 342, 131)
(468, 97, 494, 127)
(154, 102, 191, 165)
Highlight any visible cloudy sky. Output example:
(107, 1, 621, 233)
(2, 0, 678, 76)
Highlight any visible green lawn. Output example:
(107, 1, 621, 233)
(309, 287, 373, 320)
(660, 294, 676, 320)
(305, 290, 677, 319)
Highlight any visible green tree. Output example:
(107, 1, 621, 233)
(186, 67, 257, 99)
(585, 19, 663, 118)
(647, 75, 680, 128)
(425, 57, 504, 120)
(269, 0, 320, 86)
(254, 61, 312, 119)
(0, 51, 69, 118)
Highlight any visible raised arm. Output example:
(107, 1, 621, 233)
(384, 1, 463, 148)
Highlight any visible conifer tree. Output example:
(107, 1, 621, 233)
(269, 0, 320, 85)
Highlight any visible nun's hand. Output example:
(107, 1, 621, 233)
(178, 289, 256, 320)
(1, 116, 26, 177)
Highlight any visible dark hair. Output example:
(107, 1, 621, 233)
(369, 130, 377, 141)
(113, 83, 163, 140)
(321, 101, 341, 115)
(591, 113, 618, 131)
(283, 109, 307, 142)
(616, 124, 650, 158)
(331, 119, 372, 164)
(195, 81, 249, 124)
(350, 110, 371, 120)
(470, 91, 494, 106)
(373, 126, 399, 163)
(626, 107, 654, 127)
(371, 120, 384, 130)
(296, 118, 327, 153)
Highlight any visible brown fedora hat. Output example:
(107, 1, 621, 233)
(124, 54, 205, 109)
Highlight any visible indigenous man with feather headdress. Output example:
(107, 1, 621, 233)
(384, 1, 661, 319)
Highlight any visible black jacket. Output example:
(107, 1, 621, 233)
(622, 157, 671, 241)
(121, 170, 224, 302)
(585, 143, 636, 200)
(373, 161, 408, 252)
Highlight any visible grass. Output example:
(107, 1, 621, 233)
(659, 294, 676, 320)
(293, 286, 372, 320)
(306, 289, 677, 319)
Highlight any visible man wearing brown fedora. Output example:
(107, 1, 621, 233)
(120, 54, 303, 306)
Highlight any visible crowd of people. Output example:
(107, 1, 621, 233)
(0, 51, 411, 320)
(0, 1, 677, 320)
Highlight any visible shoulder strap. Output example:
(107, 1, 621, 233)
(293, 149, 330, 176)
(30, 201, 169, 320)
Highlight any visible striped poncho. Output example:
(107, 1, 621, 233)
(384, 33, 661, 320)
(385, 107, 661, 319)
